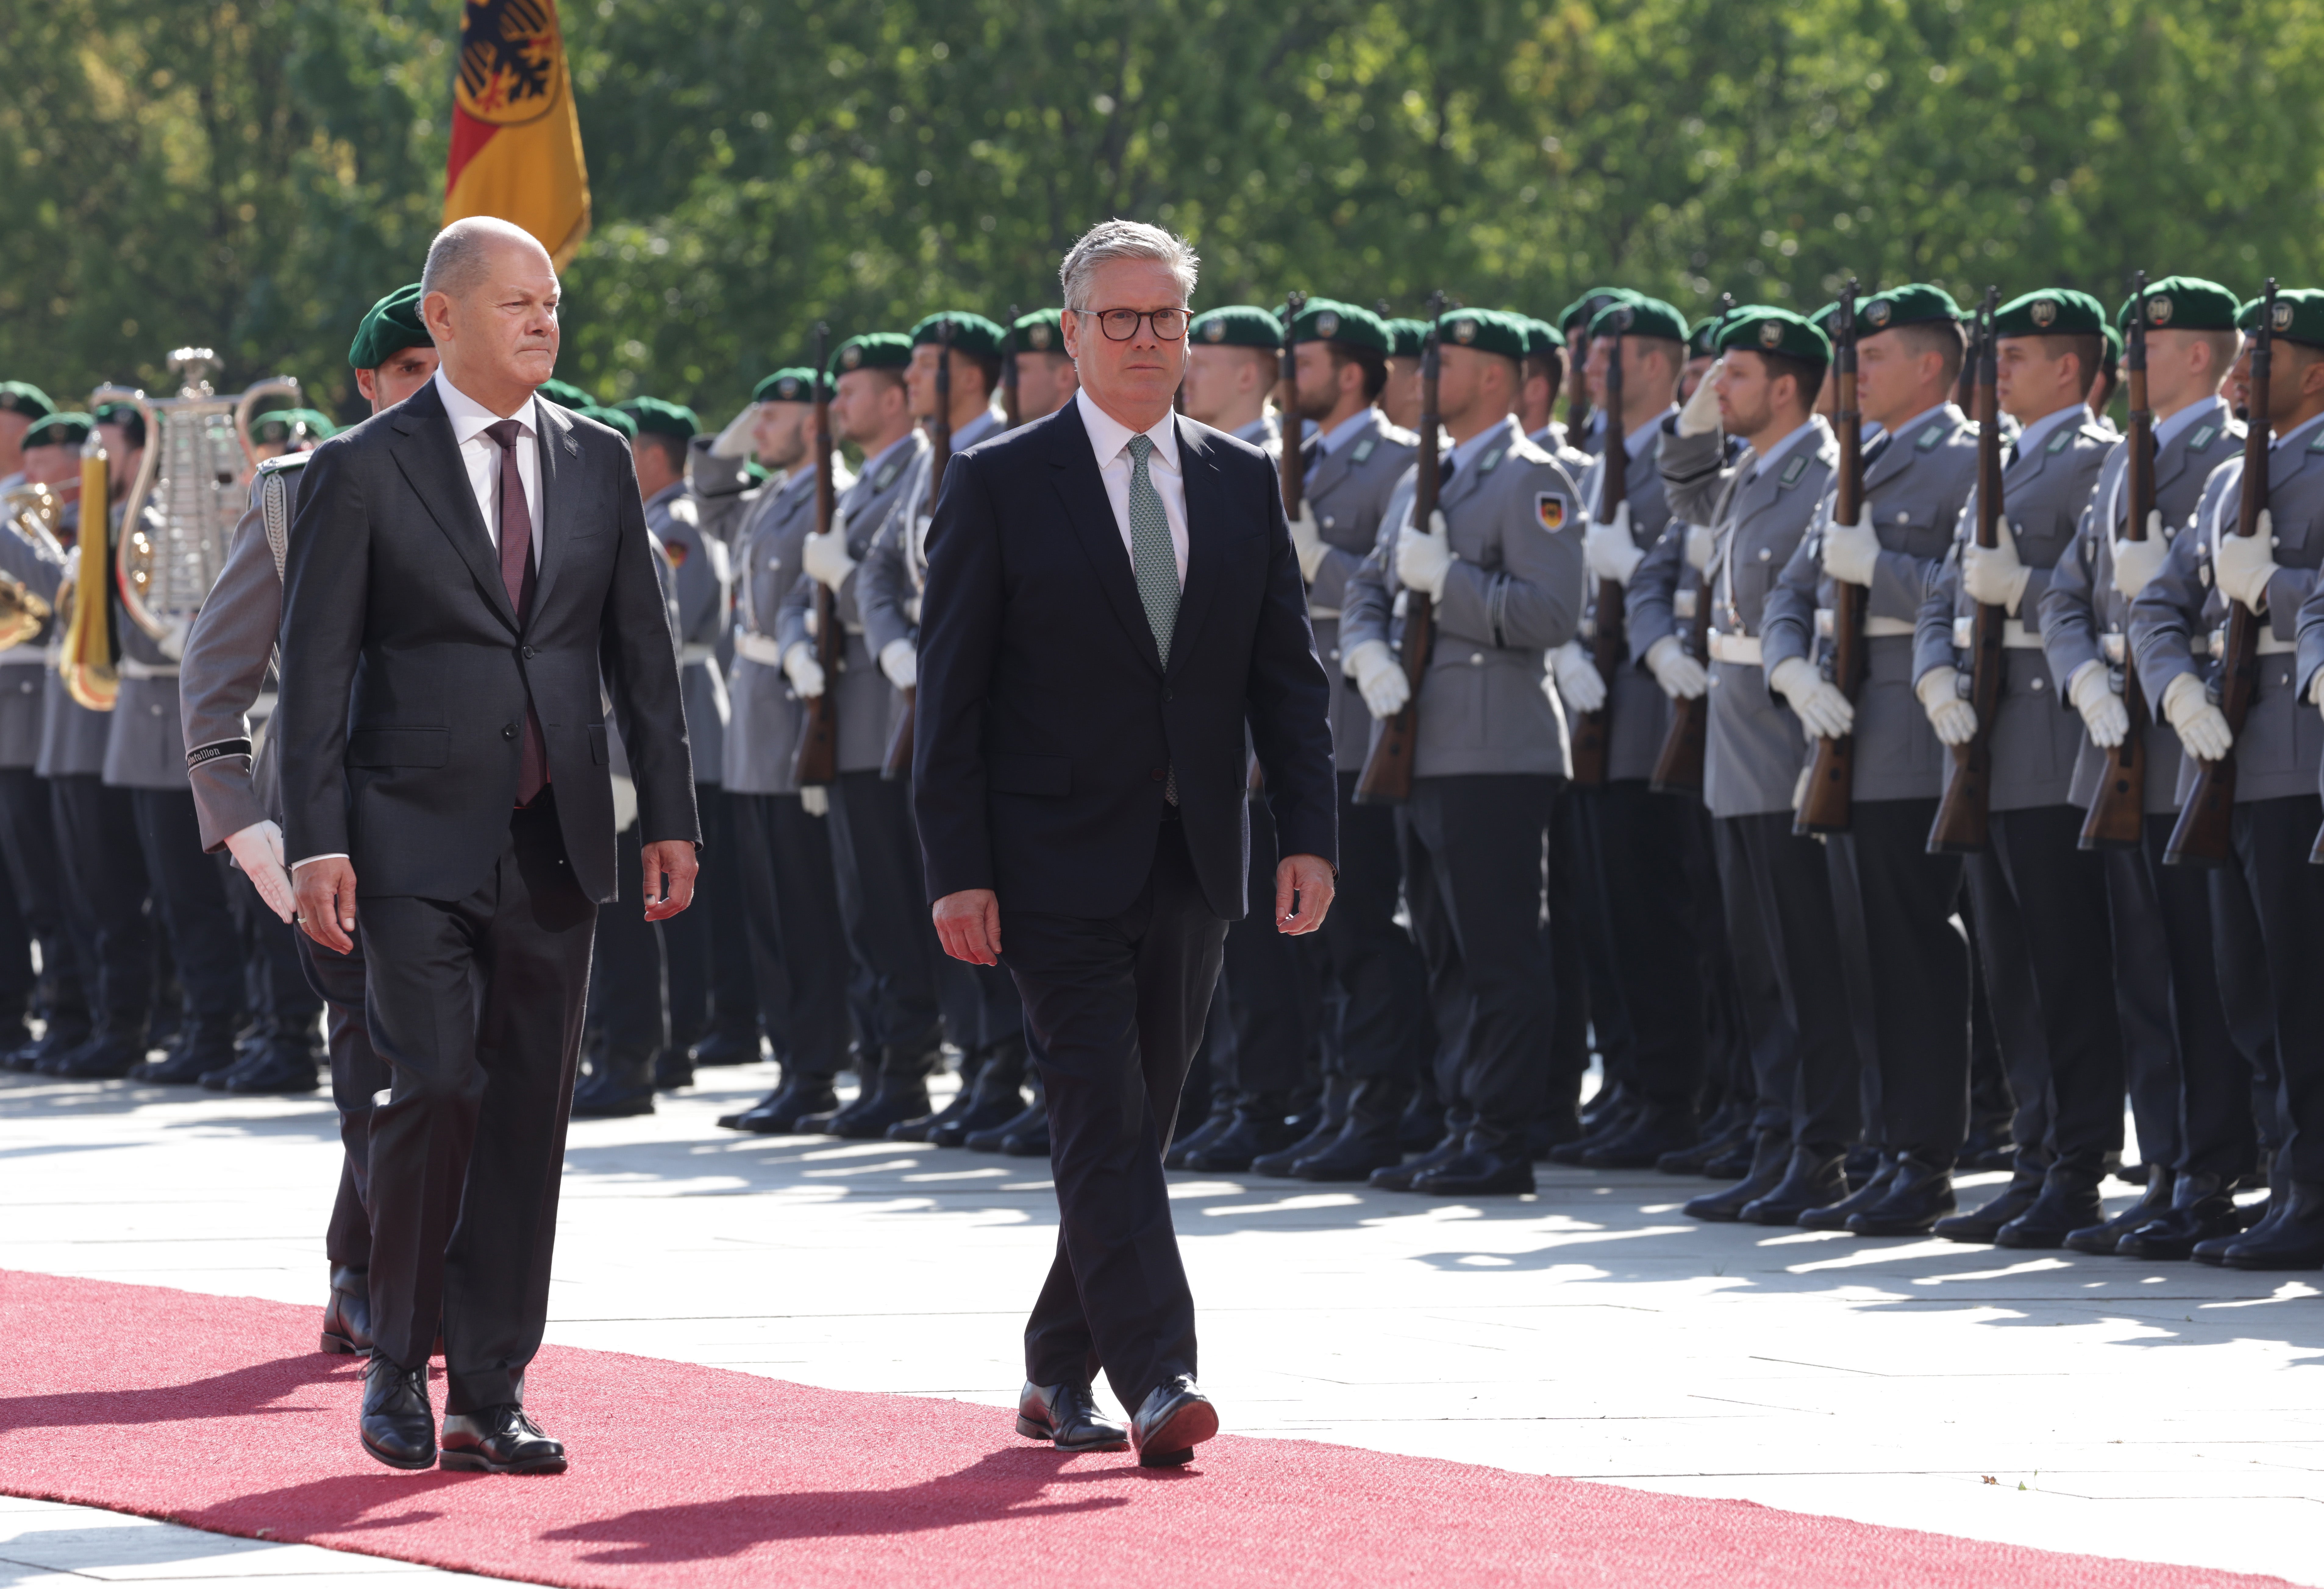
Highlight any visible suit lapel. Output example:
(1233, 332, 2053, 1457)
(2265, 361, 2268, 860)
(386, 381, 518, 632)
(1047, 405, 1164, 675)
(530, 396, 582, 620)
(1168, 419, 1226, 679)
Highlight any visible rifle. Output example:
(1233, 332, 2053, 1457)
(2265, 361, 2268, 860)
(2169, 279, 2274, 867)
(1353, 290, 1444, 806)
(789, 321, 841, 789)
(884, 319, 951, 781)
(1001, 304, 1020, 429)
(1253, 290, 1308, 797)
(1568, 303, 1631, 788)
(1796, 278, 1866, 834)
(2080, 270, 2154, 850)
(1650, 294, 1734, 796)
(1927, 288, 2005, 855)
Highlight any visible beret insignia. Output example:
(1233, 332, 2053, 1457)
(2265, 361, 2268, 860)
(2148, 295, 2173, 327)
(2273, 301, 2297, 332)
(2030, 297, 2058, 328)
(841, 345, 863, 370)
(1758, 320, 1784, 349)
(1315, 310, 1340, 337)
(1028, 324, 1052, 349)
(1203, 319, 1227, 342)
(1865, 299, 1892, 328)
(1452, 318, 1477, 344)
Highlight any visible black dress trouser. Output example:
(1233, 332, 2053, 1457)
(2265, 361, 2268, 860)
(828, 770, 943, 1073)
(298, 930, 386, 1271)
(662, 786, 761, 1056)
(131, 788, 245, 1027)
(590, 825, 667, 1063)
(49, 774, 151, 1035)
(1218, 794, 1323, 1099)
(0, 769, 86, 1037)
(1320, 771, 1434, 1090)
(1582, 779, 1705, 1116)
(1007, 818, 1226, 1414)
(2234, 796, 2324, 1182)
(1713, 816, 1797, 1135)
(2209, 831, 2283, 1155)
(1731, 811, 1861, 1150)
(733, 791, 854, 1076)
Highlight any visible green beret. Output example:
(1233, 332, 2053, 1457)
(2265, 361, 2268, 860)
(1588, 294, 1688, 344)
(1715, 306, 1833, 365)
(1189, 305, 1285, 351)
(1384, 318, 1429, 359)
(346, 283, 432, 372)
(829, 332, 913, 377)
(1435, 308, 1528, 361)
(1993, 288, 2106, 340)
(1857, 283, 1963, 333)
(1807, 301, 1844, 336)
(1559, 288, 1631, 338)
(1288, 298, 1390, 354)
(536, 378, 593, 409)
(1011, 307, 1066, 354)
(93, 400, 140, 428)
(1688, 316, 1725, 358)
(580, 404, 637, 439)
(752, 367, 832, 404)
(910, 312, 1007, 359)
(1497, 313, 1563, 359)
(2101, 321, 2123, 369)
(2118, 276, 2240, 334)
(22, 412, 91, 449)
(251, 408, 336, 447)
(617, 396, 700, 440)
(0, 383, 55, 421)
(2239, 289, 2324, 350)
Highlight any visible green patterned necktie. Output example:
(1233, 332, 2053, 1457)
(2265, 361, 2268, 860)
(1126, 433, 1179, 664)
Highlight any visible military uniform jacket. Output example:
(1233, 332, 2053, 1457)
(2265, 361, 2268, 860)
(777, 429, 923, 774)
(1650, 420, 1836, 818)
(1576, 415, 1677, 780)
(1340, 414, 1585, 778)
(644, 479, 731, 786)
(1762, 405, 1978, 804)
(728, 459, 852, 793)
(685, 438, 753, 548)
(2133, 416, 2324, 806)
(31, 500, 113, 779)
(1913, 407, 2114, 813)
(858, 408, 1006, 664)
(1301, 408, 1418, 777)
(0, 493, 68, 770)
(2040, 400, 2238, 814)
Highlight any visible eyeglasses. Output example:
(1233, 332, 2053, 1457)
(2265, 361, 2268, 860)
(1072, 307, 1191, 342)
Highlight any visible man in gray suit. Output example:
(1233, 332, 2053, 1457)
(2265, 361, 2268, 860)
(1342, 306, 1586, 1197)
(1913, 289, 2123, 1249)
(1762, 283, 1978, 1238)
(2041, 276, 2258, 1259)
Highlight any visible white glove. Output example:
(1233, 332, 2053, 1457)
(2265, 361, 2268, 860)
(1684, 522, 1717, 572)
(2068, 660, 2129, 749)
(1820, 510, 1880, 588)
(709, 403, 758, 459)
(2162, 671, 2233, 762)
(1396, 508, 1453, 599)
(158, 618, 190, 664)
(2111, 513, 2169, 600)
(800, 784, 829, 817)
(1767, 655, 1854, 740)
(610, 772, 640, 833)
(2213, 511, 2278, 610)
(1289, 503, 1328, 583)
(803, 523, 857, 591)
(1549, 639, 1606, 714)
(1345, 638, 1410, 720)
(1961, 518, 2032, 613)
(1645, 634, 1708, 700)
(1676, 358, 1725, 437)
(1584, 502, 1643, 587)
(1917, 666, 1979, 746)
(224, 819, 294, 925)
(879, 638, 917, 690)
(2312, 667, 2324, 712)
(782, 640, 826, 699)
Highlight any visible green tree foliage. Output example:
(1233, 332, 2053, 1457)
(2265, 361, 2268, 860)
(6, 0, 2323, 422)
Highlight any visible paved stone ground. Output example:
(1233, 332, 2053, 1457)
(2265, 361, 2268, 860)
(4, 1063, 2320, 1585)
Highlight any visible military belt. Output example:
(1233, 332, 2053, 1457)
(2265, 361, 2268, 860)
(0, 647, 46, 666)
(734, 632, 786, 667)
(117, 656, 179, 680)
(1707, 629, 1761, 666)
(1817, 608, 1913, 639)
(680, 642, 718, 667)
(2209, 625, 2295, 657)
(1951, 616, 2043, 650)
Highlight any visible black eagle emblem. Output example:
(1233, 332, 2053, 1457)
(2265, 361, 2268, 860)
(458, 0, 556, 117)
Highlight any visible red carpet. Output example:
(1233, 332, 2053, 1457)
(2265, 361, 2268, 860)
(0, 1270, 2286, 1588)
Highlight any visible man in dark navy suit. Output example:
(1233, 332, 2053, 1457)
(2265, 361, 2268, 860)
(914, 220, 1337, 1467)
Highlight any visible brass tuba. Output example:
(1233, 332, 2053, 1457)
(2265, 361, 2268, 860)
(59, 433, 118, 710)
(0, 481, 63, 652)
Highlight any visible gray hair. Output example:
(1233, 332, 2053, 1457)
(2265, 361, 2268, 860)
(1058, 219, 1199, 312)
(420, 216, 548, 303)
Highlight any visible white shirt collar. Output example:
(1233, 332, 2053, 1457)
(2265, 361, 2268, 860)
(1317, 408, 1375, 457)
(1891, 402, 1961, 444)
(2153, 394, 2224, 451)
(434, 368, 535, 441)
(1076, 388, 1180, 474)
(1750, 417, 1825, 476)
(2011, 400, 2086, 459)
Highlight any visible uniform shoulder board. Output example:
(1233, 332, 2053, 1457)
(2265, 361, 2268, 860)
(1916, 423, 1947, 451)
(2308, 428, 2324, 454)
(254, 451, 311, 478)
(1778, 454, 1810, 488)
(2188, 423, 2219, 454)
(1534, 490, 1570, 533)
(667, 495, 700, 526)
(1378, 421, 1422, 449)
(1508, 433, 1555, 466)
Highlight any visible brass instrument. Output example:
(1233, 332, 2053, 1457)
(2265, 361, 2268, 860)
(0, 482, 63, 651)
(62, 437, 117, 710)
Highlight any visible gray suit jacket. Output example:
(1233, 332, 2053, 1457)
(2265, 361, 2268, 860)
(1576, 417, 1677, 780)
(644, 479, 731, 787)
(1762, 406, 1978, 804)
(1341, 415, 1584, 778)
(1303, 408, 1418, 777)
(728, 460, 850, 793)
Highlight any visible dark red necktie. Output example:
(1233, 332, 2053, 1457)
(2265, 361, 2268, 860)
(484, 420, 547, 805)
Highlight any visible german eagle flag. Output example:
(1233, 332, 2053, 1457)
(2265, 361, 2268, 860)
(443, 0, 591, 266)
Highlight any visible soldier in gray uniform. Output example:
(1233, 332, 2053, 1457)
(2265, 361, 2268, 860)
(778, 331, 943, 1136)
(1342, 307, 1586, 1197)
(2139, 287, 2324, 1269)
(1911, 289, 2123, 1248)
(1182, 305, 1284, 453)
(0, 383, 56, 495)
(2039, 276, 2258, 1258)
(1380, 317, 1427, 434)
(1554, 288, 1628, 459)
(1761, 283, 1978, 1237)
(1650, 307, 1864, 1224)
(717, 369, 859, 1136)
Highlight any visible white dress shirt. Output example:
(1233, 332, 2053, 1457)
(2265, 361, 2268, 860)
(1076, 388, 1188, 586)
(435, 368, 544, 568)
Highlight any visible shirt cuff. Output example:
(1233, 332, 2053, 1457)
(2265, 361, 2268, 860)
(290, 854, 349, 872)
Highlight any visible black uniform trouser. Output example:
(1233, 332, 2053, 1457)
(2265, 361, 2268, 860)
(0, 769, 86, 1036)
(589, 824, 667, 1062)
(1321, 772, 1434, 1090)
(2105, 832, 2180, 1169)
(298, 930, 384, 1272)
(1583, 779, 1706, 1117)
(828, 769, 943, 1076)
(0, 822, 30, 1029)
(2233, 797, 2324, 1182)
(49, 774, 151, 1035)
(662, 786, 760, 1056)
(2209, 840, 2283, 1153)
(1961, 843, 2047, 1160)
(734, 791, 852, 1076)
(1730, 812, 1862, 1149)
(226, 864, 321, 1039)
(1400, 775, 1558, 1152)
(1544, 786, 1607, 1110)
(130, 788, 245, 1027)
(359, 797, 595, 1412)
(1714, 816, 1796, 1135)
(1829, 797, 1967, 1162)
(1007, 818, 1223, 1415)
(1217, 796, 1324, 1099)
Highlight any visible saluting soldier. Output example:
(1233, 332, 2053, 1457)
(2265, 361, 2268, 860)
(1181, 306, 1284, 452)
(1342, 306, 1586, 1196)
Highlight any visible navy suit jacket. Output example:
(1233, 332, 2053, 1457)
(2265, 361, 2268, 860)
(913, 400, 1336, 921)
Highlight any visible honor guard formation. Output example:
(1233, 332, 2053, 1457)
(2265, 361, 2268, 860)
(10, 258, 2324, 1368)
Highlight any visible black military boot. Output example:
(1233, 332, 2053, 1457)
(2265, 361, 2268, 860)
(2117, 1170, 2245, 1260)
(718, 1072, 840, 1133)
(1398, 1086, 1446, 1152)
(929, 1057, 1032, 1148)
(49, 1025, 147, 1080)
(4, 1021, 86, 1073)
(321, 1265, 372, 1355)
(1549, 1093, 1641, 1166)
(1525, 1101, 1586, 1160)
(218, 1037, 324, 1095)
(1846, 1151, 1956, 1237)
(1995, 1158, 2108, 1249)
(130, 1014, 242, 1085)
(998, 1112, 1052, 1157)
(1255, 1077, 1349, 1177)
(1933, 1157, 2048, 1245)
(1368, 1132, 1470, 1192)
(2195, 1185, 2284, 1265)
(2219, 1179, 2324, 1270)
(571, 1046, 658, 1118)
(1683, 1129, 1791, 1222)
(1162, 1102, 1238, 1170)
(1580, 1106, 1699, 1171)
(1412, 1138, 1537, 1197)
(1658, 1101, 1750, 1177)
(652, 1047, 695, 1091)
(2065, 1166, 2176, 1256)
(968, 1099, 1050, 1154)
(1184, 1095, 1300, 1173)
(826, 1070, 933, 1139)
(1292, 1078, 1408, 1181)
(1741, 1143, 1851, 1226)
(688, 1027, 763, 1067)
(1797, 1156, 1895, 1231)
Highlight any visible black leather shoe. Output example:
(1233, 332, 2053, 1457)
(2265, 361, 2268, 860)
(967, 1100, 1048, 1153)
(1799, 1157, 1895, 1231)
(2064, 1168, 2175, 1256)
(1184, 1104, 1300, 1174)
(1846, 1153, 1955, 1237)
(130, 1019, 240, 1085)
(1525, 1105, 1585, 1161)
(2220, 1179, 2324, 1270)
(1292, 1122, 1406, 1182)
(1397, 1097, 1445, 1153)
(1932, 1163, 2045, 1245)
(217, 1044, 322, 1095)
(1958, 1120, 2018, 1172)
(928, 1085, 1030, 1148)
(1741, 1145, 1849, 1226)
(1697, 1135, 1760, 1181)
(1130, 1373, 1218, 1467)
(718, 1075, 840, 1133)
(652, 1049, 695, 1091)
(439, 1403, 567, 1474)
(1368, 1132, 1468, 1192)
(1657, 1108, 1750, 1177)
(688, 1028, 763, 1068)
(1842, 1144, 1883, 1187)
(4, 1024, 87, 1073)
(571, 1052, 657, 1118)
(1684, 1130, 1790, 1222)
(49, 1030, 144, 1080)
(1548, 1098, 1640, 1166)
(359, 1355, 436, 1470)
(321, 1266, 372, 1355)
(1163, 1106, 1237, 1170)
(1252, 1115, 1344, 1178)
(2195, 1189, 2282, 1265)
(825, 1081, 932, 1139)
(2117, 1171, 2244, 1261)
(1016, 1380, 1129, 1453)
(893, 1079, 980, 1143)
(1580, 1109, 1699, 1171)
(1995, 1169, 2106, 1250)
(1412, 1146, 1536, 1196)
(999, 1116, 1051, 1157)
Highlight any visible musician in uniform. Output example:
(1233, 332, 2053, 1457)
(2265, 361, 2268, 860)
(0, 383, 57, 494)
